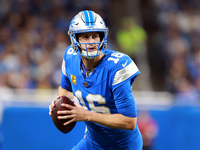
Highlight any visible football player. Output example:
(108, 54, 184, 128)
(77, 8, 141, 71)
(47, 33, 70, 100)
(49, 10, 143, 150)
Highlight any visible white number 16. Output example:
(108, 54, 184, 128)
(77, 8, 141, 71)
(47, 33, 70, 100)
(75, 90, 111, 114)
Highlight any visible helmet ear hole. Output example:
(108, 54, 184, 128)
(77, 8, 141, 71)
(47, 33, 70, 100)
(99, 32, 104, 42)
(74, 33, 79, 42)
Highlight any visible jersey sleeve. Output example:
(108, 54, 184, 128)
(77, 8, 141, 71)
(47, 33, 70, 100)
(111, 54, 140, 117)
(60, 48, 72, 92)
(113, 80, 137, 117)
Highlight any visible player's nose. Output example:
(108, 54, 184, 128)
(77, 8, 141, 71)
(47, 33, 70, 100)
(88, 36, 95, 43)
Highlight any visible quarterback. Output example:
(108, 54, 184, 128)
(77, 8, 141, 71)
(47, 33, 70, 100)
(49, 10, 143, 150)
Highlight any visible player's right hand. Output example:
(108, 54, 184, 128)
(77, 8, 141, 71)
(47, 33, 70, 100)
(49, 96, 60, 116)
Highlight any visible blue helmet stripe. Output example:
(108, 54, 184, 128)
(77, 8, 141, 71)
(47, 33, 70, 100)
(83, 10, 95, 27)
(88, 11, 95, 26)
(83, 11, 89, 26)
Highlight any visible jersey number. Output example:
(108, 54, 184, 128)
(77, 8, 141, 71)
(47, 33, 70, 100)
(75, 90, 111, 114)
(107, 53, 124, 64)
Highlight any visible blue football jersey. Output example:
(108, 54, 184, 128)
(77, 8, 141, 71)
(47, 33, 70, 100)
(60, 46, 141, 149)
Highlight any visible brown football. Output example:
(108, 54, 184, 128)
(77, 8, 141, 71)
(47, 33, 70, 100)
(51, 96, 77, 134)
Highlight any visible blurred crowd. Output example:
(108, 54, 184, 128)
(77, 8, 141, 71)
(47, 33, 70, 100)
(0, 0, 199, 105)
(0, 0, 108, 89)
(151, 0, 200, 105)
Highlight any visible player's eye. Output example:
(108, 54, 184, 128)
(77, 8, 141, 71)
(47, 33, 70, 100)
(83, 35, 89, 39)
(93, 34, 99, 39)
(79, 36, 87, 41)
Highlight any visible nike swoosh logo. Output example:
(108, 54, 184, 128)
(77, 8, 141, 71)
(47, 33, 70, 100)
(122, 60, 128, 67)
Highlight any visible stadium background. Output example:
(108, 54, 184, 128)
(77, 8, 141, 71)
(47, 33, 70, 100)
(0, 0, 200, 149)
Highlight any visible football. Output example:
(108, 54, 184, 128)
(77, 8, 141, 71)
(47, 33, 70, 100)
(51, 96, 77, 134)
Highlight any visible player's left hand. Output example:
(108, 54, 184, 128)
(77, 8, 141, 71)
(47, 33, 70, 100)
(57, 103, 89, 125)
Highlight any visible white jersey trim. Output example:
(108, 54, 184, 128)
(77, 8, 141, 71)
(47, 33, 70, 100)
(112, 61, 139, 86)
(62, 59, 67, 76)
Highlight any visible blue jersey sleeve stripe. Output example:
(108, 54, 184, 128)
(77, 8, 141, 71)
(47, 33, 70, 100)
(112, 61, 139, 86)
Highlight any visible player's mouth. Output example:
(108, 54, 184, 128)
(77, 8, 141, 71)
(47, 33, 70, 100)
(87, 47, 96, 52)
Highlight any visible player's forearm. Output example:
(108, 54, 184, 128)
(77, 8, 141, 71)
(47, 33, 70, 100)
(86, 111, 137, 130)
(57, 86, 75, 100)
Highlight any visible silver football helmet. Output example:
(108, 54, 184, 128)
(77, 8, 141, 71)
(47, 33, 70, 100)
(68, 10, 109, 59)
